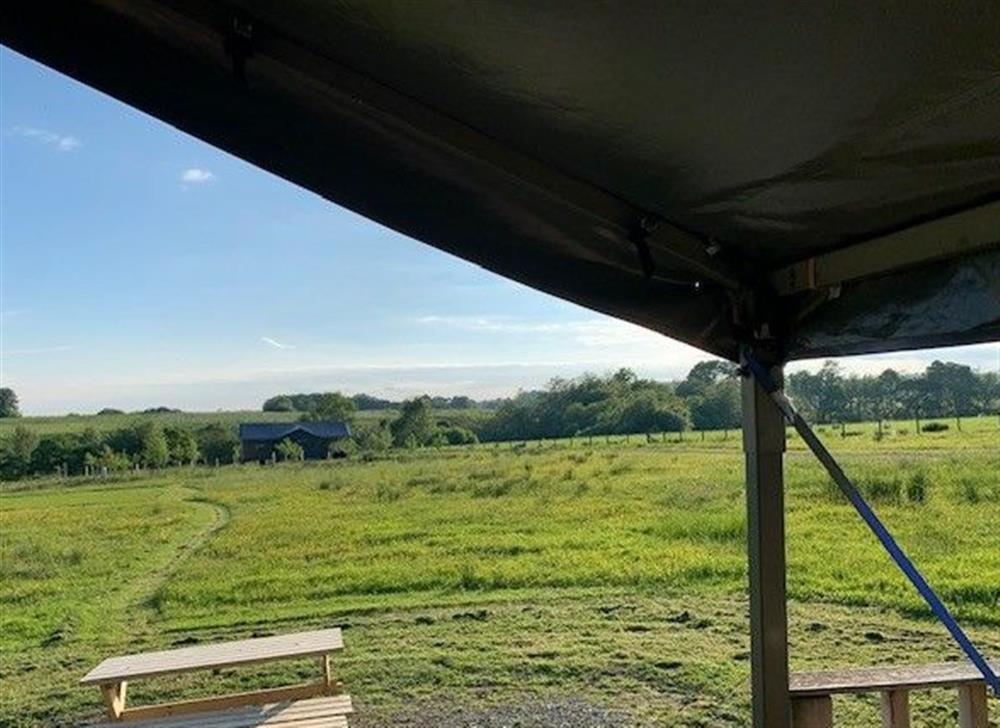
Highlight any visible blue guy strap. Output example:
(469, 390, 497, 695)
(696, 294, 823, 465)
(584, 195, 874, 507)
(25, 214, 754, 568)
(742, 351, 1000, 697)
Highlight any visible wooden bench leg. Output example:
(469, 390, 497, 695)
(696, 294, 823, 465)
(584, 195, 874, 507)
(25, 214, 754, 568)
(958, 684, 988, 728)
(792, 695, 833, 728)
(880, 689, 910, 728)
(320, 653, 343, 695)
(100, 681, 127, 721)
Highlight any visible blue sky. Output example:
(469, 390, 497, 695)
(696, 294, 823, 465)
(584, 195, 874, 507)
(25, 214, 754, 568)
(1, 47, 997, 415)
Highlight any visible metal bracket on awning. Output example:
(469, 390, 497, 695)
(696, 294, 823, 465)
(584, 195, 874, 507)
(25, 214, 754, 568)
(741, 349, 1000, 697)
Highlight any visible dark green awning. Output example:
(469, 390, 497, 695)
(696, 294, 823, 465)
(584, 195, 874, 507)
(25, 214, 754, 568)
(4, 1, 998, 360)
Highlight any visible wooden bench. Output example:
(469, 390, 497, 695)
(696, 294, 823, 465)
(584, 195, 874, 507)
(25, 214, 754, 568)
(791, 662, 996, 728)
(81, 629, 351, 726)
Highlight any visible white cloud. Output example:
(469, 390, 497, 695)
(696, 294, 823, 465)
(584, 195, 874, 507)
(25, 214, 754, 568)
(181, 168, 215, 184)
(11, 126, 80, 151)
(1, 345, 74, 356)
(261, 336, 294, 350)
(416, 314, 682, 348)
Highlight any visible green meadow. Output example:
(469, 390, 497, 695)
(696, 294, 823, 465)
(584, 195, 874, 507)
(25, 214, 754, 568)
(1, 421, 998, 726)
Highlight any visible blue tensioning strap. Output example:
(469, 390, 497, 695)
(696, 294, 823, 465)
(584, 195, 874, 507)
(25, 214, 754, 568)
(742, 351, 999, 697)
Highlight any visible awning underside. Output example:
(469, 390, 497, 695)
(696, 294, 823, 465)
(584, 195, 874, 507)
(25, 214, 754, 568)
(3, 0, 999, 360)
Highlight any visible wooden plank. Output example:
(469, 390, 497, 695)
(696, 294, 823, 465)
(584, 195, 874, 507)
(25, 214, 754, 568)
(790, 662, 997, 696)
(91, 695, 352, 728)
(120, 682, 332, 722)
(791, 695, 832, 728)
(880, 689, 910, 728)
(769, 200, 1000, 296)
(957, 683, 988, 728)
(81, 629, 343, 684)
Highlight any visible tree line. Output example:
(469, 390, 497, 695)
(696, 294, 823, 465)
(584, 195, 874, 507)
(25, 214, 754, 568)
(262, 392, 501, 413)
(1, 358, 995, 480)
(0, 422, 242, 480)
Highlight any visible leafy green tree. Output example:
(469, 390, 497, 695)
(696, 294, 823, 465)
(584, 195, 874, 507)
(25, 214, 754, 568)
(390, 396, 435, 446)
(689, 380, 740, 430)
(440, 426, 478, 445)
(615, 391, 689, 433)
(300, 392, 356, 424)
(262, 395, 295, 412)
(86, 446, 132, 473)
(925, 360, 978, 428)
(137, 423, 169, 467)
(164, 427, 199, 465)
(196, 423, 239, 464)
(275, 438, 304, 461)
(0, 388, 21, 418)
(354, 422, 393, 453)
(676, 361, 737, 398)
(29, 434, 79, 475)
(0, 425, 39, 479)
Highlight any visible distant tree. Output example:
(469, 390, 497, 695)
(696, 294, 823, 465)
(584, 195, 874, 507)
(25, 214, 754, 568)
(689, 380, 741, 430)
(390, 397, 435, 446)
(676, 361, 738, 398)
(196, 423, 239, 464)
(142, 406, 181, 414)
(352, 393, 395, 411)
(262, 395, 295, 412)
(0, 388, 21, 418)
(787, 361, 846, 423)
(0, 425, 39, 479)
(29, 434, 78, 475)
(275, 438, 304, 461)
(105, 426, 143, 459)
(925, 360, 978, 428)
(97, 408, 125, 416)
(86, 446, 132, 473)
(615, 391, 689, 433)
(868, 369, 902, 436)
(137, 422, 169, 467)
(300, 392, 356, 424)
(440, 426, 479, 445)
(164, 427, 199, 465)
(354, 422, 393, 453)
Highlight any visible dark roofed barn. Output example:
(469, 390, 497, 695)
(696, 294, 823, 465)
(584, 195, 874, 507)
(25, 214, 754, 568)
(239, 422, 351, 462)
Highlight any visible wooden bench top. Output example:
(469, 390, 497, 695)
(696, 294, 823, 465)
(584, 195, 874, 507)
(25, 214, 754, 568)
(81, 629, 343, 685)
(89, 694, 352, 727)
(790, 662, 998, 696)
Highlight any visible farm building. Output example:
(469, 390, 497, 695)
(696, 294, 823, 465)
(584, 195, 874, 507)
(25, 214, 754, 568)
(239, 422, 351, 462)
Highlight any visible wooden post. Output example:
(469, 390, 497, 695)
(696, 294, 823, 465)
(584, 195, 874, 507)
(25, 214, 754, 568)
(321, 653, 333, 693)
(880, 689, 910, 728)
(791, 696, 832, 728)
(957, 683, 988, 728)
(743, 362, 791, 728)
(100, 681, 127, 720)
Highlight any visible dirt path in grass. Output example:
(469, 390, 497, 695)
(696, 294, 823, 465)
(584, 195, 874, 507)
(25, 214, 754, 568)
(115, 487, 231, 630)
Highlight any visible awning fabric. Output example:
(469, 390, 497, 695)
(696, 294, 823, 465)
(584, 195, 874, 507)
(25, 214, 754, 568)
(3, 1, 999, 361)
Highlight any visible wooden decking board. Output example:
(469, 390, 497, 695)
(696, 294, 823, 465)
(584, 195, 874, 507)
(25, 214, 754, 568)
(81, 630, 343, 684)
(88, 695, 352, 727)
(790, 662, 997, 696)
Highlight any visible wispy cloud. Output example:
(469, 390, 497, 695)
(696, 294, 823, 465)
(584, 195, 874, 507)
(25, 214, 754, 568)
(415, 315, 666, 347)
(181, 168, 215, 184)
(1, 345, 74, 356)
(10, 126, 80, 151)
(261, 336, 294, 350)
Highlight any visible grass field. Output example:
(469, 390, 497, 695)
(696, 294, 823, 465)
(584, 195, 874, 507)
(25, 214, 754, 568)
(1, 422, 998, 726)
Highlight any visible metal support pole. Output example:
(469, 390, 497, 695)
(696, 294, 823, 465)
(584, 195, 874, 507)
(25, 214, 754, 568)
(742, 362, 791, 728)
